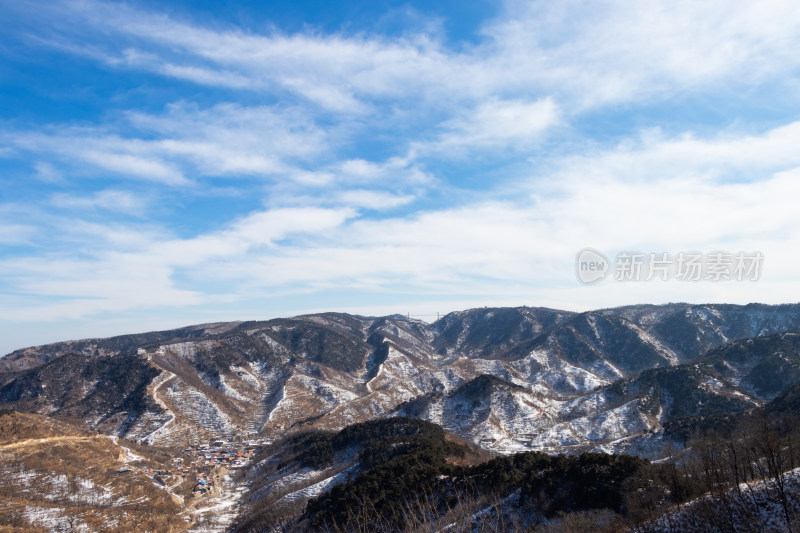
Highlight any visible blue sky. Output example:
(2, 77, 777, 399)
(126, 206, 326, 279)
(2, 0, 800, 355)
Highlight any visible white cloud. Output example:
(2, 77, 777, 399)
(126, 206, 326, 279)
(0, 205, 355, 321)
(34, 0, 800, 114)
(157, 63, 255, 90)
(33, 162, 63, 183)
(8, 103, 331, 185)
(49, 190, 147, 215)
(555, 122, 800, 183)
(6, 122, 800, 325)
(335, 156, 431, 186)
(13, 132, 188, 185)
(13, 0, 800, 192)
(486, 0, 800, 107)
(0, 224, 37, 246)
(425, 98, 561, 155)
(335, 190, 416, 210)
(81, 149, 186, 184)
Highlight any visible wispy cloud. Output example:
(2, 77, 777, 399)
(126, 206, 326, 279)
(423, 98, 561, 155)
(485, 0, 800, 107)
(33, 162, 64, 183)
(0, 224, 37, 246)
(5, 122, 800, 322)
(6, 103, 332, 185)
(26, 0, 800, 113)
(334, 190, 416, 210)
(49, 190, 148, 215)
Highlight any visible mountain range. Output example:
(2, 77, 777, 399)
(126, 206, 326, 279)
(3, 302, 800, 460)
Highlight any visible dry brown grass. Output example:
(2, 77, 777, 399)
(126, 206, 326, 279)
(0, 411, 190, 532)
(0, 410, 91, 445)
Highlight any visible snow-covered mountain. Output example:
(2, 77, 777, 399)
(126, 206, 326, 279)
(2, 303, 800, 458)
